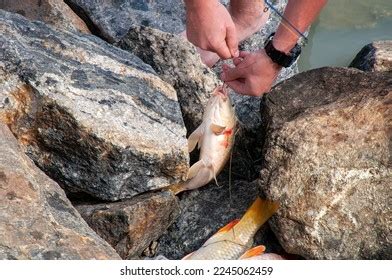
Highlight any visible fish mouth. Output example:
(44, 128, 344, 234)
(214, 84, 228, 101)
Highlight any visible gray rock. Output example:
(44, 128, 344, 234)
(75, 191, 180, 259)
(0, 10, 189, 201)
(0, 123, 120, 260)
(259, 67, 392, 259)
(64, 0, 185, 42)
(350, 41, 392, 72)
(0, 0, 90, 34)
(156, 180, 283, 259)
(117, 25, 219, 132)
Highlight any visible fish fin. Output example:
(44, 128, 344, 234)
(215, 219, 240, 234)
(213, 171, 219, 186)
(239, 197, 279, 230)
(163, 183, 186, 195)
(188, 125, 204, 153)
(210, 123, 226, 135)
(182, 251, 195, 260)
(187, 160, 205, 179)
(205, 162, 219, 186)
(197, 138, 203, 149)
(239, 245, 266, 259)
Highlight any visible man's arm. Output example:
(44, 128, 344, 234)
(221, 0, 328, 96)
(273, 0, 328, 53)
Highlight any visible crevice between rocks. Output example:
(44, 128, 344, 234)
(63, 0, 106, 41)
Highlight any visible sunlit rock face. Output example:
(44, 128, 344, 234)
(259, 67, 392, 259)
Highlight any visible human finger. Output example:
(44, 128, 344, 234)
(239, 51, 251, 58)
(213, 39, 232, 59)
(221, 65, 246, 81)
(225, 24, 239, 58)
(225, 80, 247, 95)
(233, 57, 243, 66)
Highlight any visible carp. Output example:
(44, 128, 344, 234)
(182, 197, 279, 260)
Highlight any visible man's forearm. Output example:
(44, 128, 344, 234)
(273, 0, 328, 53)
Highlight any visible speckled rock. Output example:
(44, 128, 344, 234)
(75, 191, 180, 259)
(259, 67, 392, 259)
(156, 180, 284, 259)
(350, 41, 392, 72)
(64, 0, 185, 42)
(0, 10, 188, 201)
(0, 0, 90, 33)
(117, 26, 219, 132)
(0, 123, 120, 260)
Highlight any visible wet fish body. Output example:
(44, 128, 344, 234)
(170, 85, 237, 194)
(183, 197, 279, 260)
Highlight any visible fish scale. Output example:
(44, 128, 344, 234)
(183, 198, 279, 260)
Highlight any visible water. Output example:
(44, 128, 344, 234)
(298, 0, 392, 71)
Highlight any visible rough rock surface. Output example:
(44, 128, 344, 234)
(117, 26, 219, 132)
(0, 0, 90, 34)
(156, 180, 283, 259)
(75, 191, 179, 259)
(65, 0, 185, 42)
(259, 67, 392, 259)
(0, 11, 188, 201)
(0, 123, 120, 260)
(350, 41, 392, 72)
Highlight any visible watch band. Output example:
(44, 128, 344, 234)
(264, 32, 302, 68)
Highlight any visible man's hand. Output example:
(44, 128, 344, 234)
(185, 0, 238, 59)
(221, 50, 282, 96)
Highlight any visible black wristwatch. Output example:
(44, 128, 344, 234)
(264, 32, 301, 68)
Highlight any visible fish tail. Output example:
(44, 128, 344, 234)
(236, 197, 279, 233)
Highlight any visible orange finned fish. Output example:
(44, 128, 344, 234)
(182, 197, 279, 260)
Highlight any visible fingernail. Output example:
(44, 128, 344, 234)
(234, 50, 239, 57)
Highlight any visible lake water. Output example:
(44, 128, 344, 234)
(297, 0, 392, 71)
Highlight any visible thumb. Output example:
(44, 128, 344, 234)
(213, 40, 232, 60)
(225, 24, 239, 57)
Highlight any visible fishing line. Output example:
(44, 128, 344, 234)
(264, 0, 308, 46)
(201, 238, 248, 250)
(228, 131, 235, 205)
